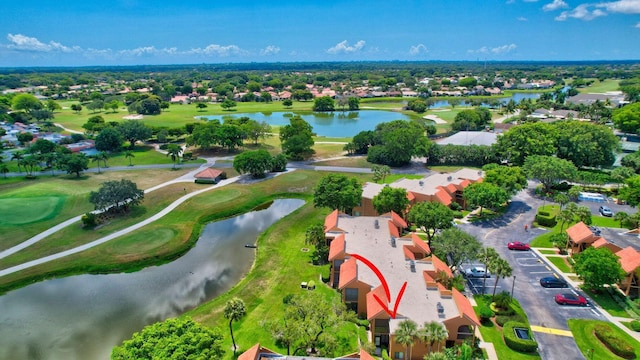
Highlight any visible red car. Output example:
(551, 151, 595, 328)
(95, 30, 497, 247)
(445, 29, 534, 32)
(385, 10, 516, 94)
(508, 241, 530, 251)
(555, 293, 588, 306)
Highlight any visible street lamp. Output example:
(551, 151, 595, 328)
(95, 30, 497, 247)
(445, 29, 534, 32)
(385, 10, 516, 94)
(511, 275, 516, 300)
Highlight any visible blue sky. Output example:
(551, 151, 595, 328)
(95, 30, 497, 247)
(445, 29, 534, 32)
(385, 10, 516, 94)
(0, 0, 639, 67)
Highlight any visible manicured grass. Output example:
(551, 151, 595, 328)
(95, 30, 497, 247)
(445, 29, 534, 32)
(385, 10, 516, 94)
(474, 295, 540, 360)
(312, 156, 373, 168)
(591, 216, 627, 229)
(0, 196, 64, 225)
(582, 288, 633, 319)
(576, 79, 621, 94)
(546, 256, 573, 273)
(568, 319, 640, 360)
(538, 249, 557, 255)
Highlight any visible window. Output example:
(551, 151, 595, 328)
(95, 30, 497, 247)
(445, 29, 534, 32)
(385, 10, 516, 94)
(457, 325, 473, 340)
(345, 288, 358, 302)
(394, 352, 404, 359)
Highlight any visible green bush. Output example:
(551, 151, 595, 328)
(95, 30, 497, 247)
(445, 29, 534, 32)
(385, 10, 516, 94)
(159, 144, 169, 150)
(194, 179, 215, 184)
(594, 323, 636, 359)
(538, 211, 550, 217)
(479, 306, 495, 323)
(382, 349, 391, 360)
(496, 315, 523, 327)
(503, 322, 538, 353)
(495, 307, 516, 316)
(449, 202, 462, 211)
(630, 320, 640, 332)
(81, 212, 98, 228)
(536, 211, 557, 227)
(452, 211, 464, 219)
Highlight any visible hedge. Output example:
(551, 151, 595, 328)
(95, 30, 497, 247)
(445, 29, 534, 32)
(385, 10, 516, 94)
(536, 210, 557, 227)
(496, 315, 523, 327)
(503, 322, 538, 353)
(594, 323, 636, 359)
(631, 320, 640, 332)
(479, 306, 495, 323)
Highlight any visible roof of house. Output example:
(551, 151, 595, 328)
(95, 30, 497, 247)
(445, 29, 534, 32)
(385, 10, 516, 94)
(616, 246, 640, 274)
(566, 222, 596, 244)
(391, 211, 407, 228)
(338, 257, 358, 289)
(592, 238, 610, 248)
(325, 209, 340, 231)
(194, 168, 223, 179)
(411, 233, 431, 254)
(366, 286, 389, 319)
(359, 349, 376, 360)
(431, 255, 453, 278)
(452, 289, 481, 326)
(238, 343, 261, 360)
(437, 131, 498, 146)
(329, 233, 346, 261)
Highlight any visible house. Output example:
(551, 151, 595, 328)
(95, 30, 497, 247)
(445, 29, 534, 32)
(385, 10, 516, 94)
(436, 131, 498, 147)
(566, 92, 626, 107)
(566, 222, 601, 254)
(353, 169, 483, 216)
(239, 343, 373, 360)
(326, 211, 480, 359)
(616, 246, 640, 297)
(194, 168, 223, 184)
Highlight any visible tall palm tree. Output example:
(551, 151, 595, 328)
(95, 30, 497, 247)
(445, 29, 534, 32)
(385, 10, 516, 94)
(395, 319, 418, 360)
(491, 258, 513, 299)
(478, 247, 498, 295)
(98, 151, 109, 168)
(557, 209, 574, 233)
(124, 150, 135, 166)
(420, 321, 448, 355)
(224, 297, 246, 354)
(11, 151, 24, 173)
(0, 163, 8, 178)
(91, 154, 102, 173)
(166, 144, 183, 169)
(614, 211, 629, 228)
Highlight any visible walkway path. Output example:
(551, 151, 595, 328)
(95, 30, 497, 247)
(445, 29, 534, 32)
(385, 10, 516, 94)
(492, 110, 520, 124)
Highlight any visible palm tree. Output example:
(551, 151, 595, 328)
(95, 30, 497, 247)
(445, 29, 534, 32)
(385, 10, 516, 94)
(424, 352, 447, 360)
(0, 163, 8, 178)
(91, 154, 102, 174)
(420, 321, 448, 355)
(478, 247, 498, 295)
(98, 151, 109, 168)
(614, 211, 629, 228)
(166, 144, 183, 169)
(554, 193, 570, 210)
(491, 258, 513, 299)
(557, 209, 574, 233)
(124, 150, 135, 166)
(224, 297, 246, 354)
(395, 319, 418, 360)
(11, 151, 24, 173)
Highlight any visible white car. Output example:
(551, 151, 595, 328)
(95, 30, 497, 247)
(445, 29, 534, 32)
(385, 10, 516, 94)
(465, 266, 491, 278)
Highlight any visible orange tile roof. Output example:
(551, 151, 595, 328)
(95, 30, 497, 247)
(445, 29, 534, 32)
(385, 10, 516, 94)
(592, 238, 609, 248)
(412, 233, 431, 254)
(452, 288, 481, 326)
(445, 183, 458, 193)
(431, 254, 453, 277)
(366, 285, 389, 320)
(403, 246, 416, 260)
(339, 257, 358, 288)
(566, 222, 595, 244)
(616, 246, 640, 274)
(194, 168, 223, 179)
(238, 343, 260, 360)
(434, 188, 453, 205)
(388, 220, 400, 238)
(324, 209, 339, 231)
(423, 271, 437, 288)
(359, 349, 376, 360)
(459, 179, 472, 188)
(391, 211, 407, 228)
(328, 233, 345, 261)
(407, 192, 416, 201)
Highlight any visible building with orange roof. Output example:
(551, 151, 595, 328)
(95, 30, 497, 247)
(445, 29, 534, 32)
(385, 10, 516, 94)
(354, 169, 483, 217)
(325, 211, 480, 359)
(238, 343, 371, 359)
(566, 221, 601, 254)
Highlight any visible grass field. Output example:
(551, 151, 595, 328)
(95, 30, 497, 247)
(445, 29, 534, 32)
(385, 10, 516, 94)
(546, 256, 573, 273)
(575, 79, 621, 94)
(582, 288, 633, 318)
(568, 319, 640, 360)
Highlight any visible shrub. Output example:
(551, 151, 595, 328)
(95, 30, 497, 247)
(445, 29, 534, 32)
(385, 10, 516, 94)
(81, 212, 98, 228)
(183, 152, 193, 160)
(538, 211, 550, 217)
(494, 307, 515, 316)
(494, 292, 512, 309)
(479, 306, 494, 323)
(159, 144, 169, 150)
(496, 315, 523, 327)
(449, 202, 462, 211)
(630, 320, 640, 332)
(503, 322, 538, 353)
(194, 179, 215, 184)
(382, 349, 391, 360)
(452, 211, 464, 219)
(219, 171, 227, 180)
(536, 211, 557, 227)
(594, 323, 635, 359)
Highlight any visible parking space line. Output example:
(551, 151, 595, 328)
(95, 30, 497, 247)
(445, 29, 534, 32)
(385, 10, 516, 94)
(529, 271, 552, 274)
(530, 325, 573, 337)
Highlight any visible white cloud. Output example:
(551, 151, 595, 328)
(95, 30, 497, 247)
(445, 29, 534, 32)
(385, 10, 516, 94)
(543, 0, 569, 11)
(326, 40, 366, 54)
(469, 44, 517, 54)
(517, 16, 529, 20)
(636, 22, 640, 27)
(555, 4, 607, 20)
(260, 45, 280, 56)
(597, 0, 640, 14)
(409, 44, 428, 55)
(6, 33, 79, 52)
(187, 44, 248, 56)
(118, 46, 178, 56)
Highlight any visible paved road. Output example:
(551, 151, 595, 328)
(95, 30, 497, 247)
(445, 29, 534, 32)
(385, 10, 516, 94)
(458, 183, 595, 360)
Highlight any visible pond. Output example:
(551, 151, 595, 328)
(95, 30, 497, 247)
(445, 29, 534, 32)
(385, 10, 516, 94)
(0, 198, 304, 360)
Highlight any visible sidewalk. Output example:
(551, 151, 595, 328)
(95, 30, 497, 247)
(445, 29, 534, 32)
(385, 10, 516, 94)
(467, 297, 499, 360)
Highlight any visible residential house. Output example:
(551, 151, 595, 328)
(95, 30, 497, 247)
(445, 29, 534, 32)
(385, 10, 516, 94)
(566, 92, 626, 108)
(353, 169, 483, 216)
(566, 222, 601, 254)
(437, 131, 498, 147)
(326, 211, 480, 359)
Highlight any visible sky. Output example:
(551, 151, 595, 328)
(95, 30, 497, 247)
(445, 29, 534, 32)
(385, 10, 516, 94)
(0, 0, 639, 67)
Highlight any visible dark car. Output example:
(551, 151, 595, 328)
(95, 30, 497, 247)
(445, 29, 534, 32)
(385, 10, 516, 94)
(599, 206, 613, 217)
(540, 277, 568, 288)
(508, 241, 530, 251)
(555, 293, 587, 306)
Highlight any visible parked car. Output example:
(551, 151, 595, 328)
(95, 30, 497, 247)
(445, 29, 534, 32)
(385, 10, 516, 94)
(508, 241, 530, 251)
(540, 276, 568, 288)
(555, 293, 587, 306)
(464, 266, 491, 278)
(599, 206, 613, 217)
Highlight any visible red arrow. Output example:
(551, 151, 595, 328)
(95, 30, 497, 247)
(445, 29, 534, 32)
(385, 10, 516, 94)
(348, 253, 408, 319)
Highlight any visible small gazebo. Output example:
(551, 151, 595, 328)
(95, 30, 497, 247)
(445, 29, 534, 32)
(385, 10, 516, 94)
(194, 168, 223, 184)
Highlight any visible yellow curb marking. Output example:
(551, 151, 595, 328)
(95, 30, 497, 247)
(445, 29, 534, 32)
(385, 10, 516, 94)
(530, 325, 573, 337)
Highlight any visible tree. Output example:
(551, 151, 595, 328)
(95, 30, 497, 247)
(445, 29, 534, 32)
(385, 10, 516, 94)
(619, 175, 640, 207)
(574, 247, 625, 291)
(60, 153, 89, 177)
(407, 201, 454, 248)
(313, 96, 335, 111)
(372, 164, 391, 183)
(233, 149, 273, 178)
(31, 109, 54, 122)
(614, 211, 630, 227)
(118, 120, 153, 149)
(492, 122, 557, 165)
(372, 186, 410, 217)
(348, 96, 360, 111)
(89, 179, 144, 213)
(367, 120, 427, 167)
(95, 127, 123, 152)
(306, 223, 329, 264)
(478, 247, 498, 294)
(97, 151, 109, 168)
(86, 100, 104, 113)
(11, 93, 42, 113)
(613, 102, 640, 134)
(553, 121, 618, 168)
(451, 108, 491, 131)
(611, 167, 635, 189)
(11, 151, 25, 173)
(45, 99, 61, 112)
(482, 164, 527, 195)
(576, 205, 592, 225)
(419, 321, 448, 354)
(554, 193, 570, 209)
(395, 319, 418, 360)
(224, 297, 246, 354)
(491, 257, 513, 298)
(91, 154, 103, 174)
(20, 156, 39, 176)
(313, 174, 362, 214)
(221, 98, 237, 111)
(196, 102, 208, 111)
(557, 208, 574, 233)
(124, 150, 135, 166)
(280, 116, 314, 160)
(433, 228, 481, 271)
(166, 144, 183, 169)
(271, 153, 287, 172)
(243, 120, 271, 145)
(70, 103, 82, 113)
(523, 155, 577, 192)
(82, 115, 106, 135)
(464, 182, 510, 216)
(407, 98, 427, 113)
(17, 132, 34, 146)
(0, 163, 8, 178)
(111, 317, 224, 360)
(282, 99, 293, 108)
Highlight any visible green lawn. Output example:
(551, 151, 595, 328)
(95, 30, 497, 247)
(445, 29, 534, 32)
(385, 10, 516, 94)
(575, 79, 620, 94)
(582, 287, 633, 319)
(546, 256, 573, 273)
(591, 216, 627, 229)
(568, 319, 640, 360)
(538, 249, 557, 255)
(0, 196, 64, 225)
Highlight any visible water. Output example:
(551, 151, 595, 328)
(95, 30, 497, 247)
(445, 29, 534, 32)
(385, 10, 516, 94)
(0, 199, 304, 360)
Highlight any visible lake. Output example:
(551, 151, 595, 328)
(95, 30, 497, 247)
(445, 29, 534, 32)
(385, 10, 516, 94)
(0, 199, 304, 360)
